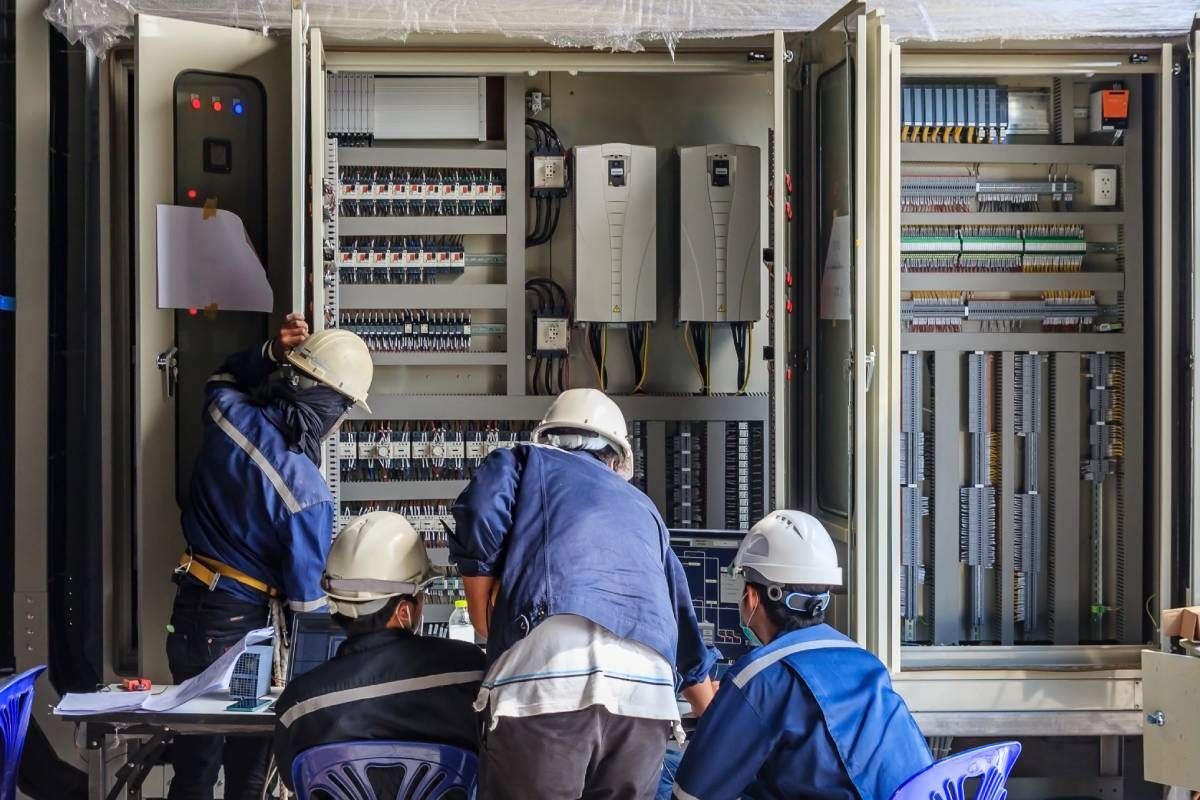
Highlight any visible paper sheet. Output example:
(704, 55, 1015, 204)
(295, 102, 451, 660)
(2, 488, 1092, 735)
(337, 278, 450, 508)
(156, 204, 273, 313)
(142, 628, 273, 712)
(55, 690, 152, 716)
(53, 628, 273, 716)
(819, 214, 852, 321)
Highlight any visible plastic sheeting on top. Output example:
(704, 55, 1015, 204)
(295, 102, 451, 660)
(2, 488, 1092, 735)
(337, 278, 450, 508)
(44, 0, 1200, 60)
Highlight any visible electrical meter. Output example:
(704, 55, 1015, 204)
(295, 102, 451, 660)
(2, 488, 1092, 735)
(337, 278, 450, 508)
(678, 144, 762, 322)
(573, 144, 657, 322)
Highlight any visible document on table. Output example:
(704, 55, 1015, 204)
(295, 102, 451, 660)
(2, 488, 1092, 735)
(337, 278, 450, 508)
(142, 628, 273, 711)
(55, 691, 152, 716)
(156, 203, 273, 313)
(54, 628, 272, 716)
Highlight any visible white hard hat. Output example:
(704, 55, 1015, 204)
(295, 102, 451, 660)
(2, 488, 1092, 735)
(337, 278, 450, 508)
(322, 511, 442, 618)
(287, 328, 374, 413)
(532, 389, 634, 481)
(734, 510, 844, 587)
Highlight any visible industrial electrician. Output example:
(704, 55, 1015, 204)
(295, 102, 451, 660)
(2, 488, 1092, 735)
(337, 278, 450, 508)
(450, 388, 719, 800)
(166, 314, 373, 800)
(672, 510, 932, 800)
(272, 511, 485, 791)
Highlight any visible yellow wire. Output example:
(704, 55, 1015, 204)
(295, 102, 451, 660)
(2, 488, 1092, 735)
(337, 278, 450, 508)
(704, 323, 712, 396)
(738, 326, 754, 394)
(600, 325, 608, 392)
(683, 322, 704, 389)
(586, 323, 603, 386)
(633, 325, 651, 393)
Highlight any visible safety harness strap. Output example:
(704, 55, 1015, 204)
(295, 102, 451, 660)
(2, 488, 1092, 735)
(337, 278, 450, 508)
(176, 552, 281, 599)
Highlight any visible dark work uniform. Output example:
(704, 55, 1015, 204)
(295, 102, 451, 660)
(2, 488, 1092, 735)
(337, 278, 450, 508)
(168, 341, 336, 800)
(273, 628, 486, 792)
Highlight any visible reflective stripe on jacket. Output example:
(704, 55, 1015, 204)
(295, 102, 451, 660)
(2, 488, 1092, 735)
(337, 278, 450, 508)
(180, 342, 333, 611)
(272, 628, 486, 791)
(673, 624, 931, 800)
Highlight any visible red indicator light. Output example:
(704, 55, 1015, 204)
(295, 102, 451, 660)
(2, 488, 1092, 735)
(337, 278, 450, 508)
(785, 298, 794, 314)
(190, 96, 201, 110)
(186, 188, 198, 200)
(188, 308, 199, 316)
(212, 100, 223, 112)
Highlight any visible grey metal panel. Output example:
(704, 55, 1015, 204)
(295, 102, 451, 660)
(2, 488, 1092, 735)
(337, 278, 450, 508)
(900, 143, 1125, 166)
(901, 211, 1128, 226)
(1117, 84, 1145, 645)
(505, 76, 527, 395)
(1000, 352, 1016, 646)
(901, 643, 1142, 670)
(1052, 352, 1081, 645)
(349, 393, 769, 421)
(646, 421, 668, 512)
(339, 216, 506, 236)
(370, 352, 507, 366)
(340, 480, 469, 501)
(902, 334, 1128, 352)
(337, 146, 507, 168)
(339, 284, 507, 310)
(706, 421, 725, 528)
(933, 351, 962, 645)
(912, 710, 1142, 738)
(901, 273, 1125, 292)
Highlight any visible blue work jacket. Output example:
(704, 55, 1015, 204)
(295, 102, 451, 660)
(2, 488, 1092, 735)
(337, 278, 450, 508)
(179, 342, 332, 612)
(673, 624, 931, 800)
(449, 444, 718, 689)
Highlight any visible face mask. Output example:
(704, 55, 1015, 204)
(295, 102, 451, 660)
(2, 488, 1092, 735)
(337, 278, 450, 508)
(740, 590, 764, 648)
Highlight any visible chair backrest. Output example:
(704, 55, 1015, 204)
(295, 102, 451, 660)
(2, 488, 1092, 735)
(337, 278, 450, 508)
(292, 740, 478, 800)
(890, 741, 1022, 800)
(0, 665, 47, 800)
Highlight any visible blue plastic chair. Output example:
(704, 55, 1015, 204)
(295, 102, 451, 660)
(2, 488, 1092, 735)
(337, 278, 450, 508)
(890, 741, 1022, 800)
(292, 740, 478, 800)
(0, 665, 47, 800)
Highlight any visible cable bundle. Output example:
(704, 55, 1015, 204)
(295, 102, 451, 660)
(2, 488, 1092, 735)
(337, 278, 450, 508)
(627, 322, 650, 393)
(730, 322, 753, 395)
(684, 322, 713, 395)
(526, 118, 570, 247)
(525, 277, 571, 395)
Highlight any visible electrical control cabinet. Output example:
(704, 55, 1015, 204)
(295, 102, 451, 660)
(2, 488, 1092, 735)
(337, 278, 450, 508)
(106, 11, 1194, 775)
(573, 144, 657, 323)
(678, 144, 762, 322)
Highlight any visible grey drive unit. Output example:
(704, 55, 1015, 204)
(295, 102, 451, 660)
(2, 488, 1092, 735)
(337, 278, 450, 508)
(678, 144, 761, 322)
(573, 143, 657, 322)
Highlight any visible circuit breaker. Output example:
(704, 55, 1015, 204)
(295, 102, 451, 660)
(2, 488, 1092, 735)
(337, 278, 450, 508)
(573, 144, 657, 322)
(678, 144, 761, 322)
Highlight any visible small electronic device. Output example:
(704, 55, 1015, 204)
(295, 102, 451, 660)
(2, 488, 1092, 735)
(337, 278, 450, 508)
(678, 144, 762, 322)
(120, 677, 152, 692)
(573, 144, 657, 322)
(1089, 85, 1129, 134)
(288, 611, 348, 681)
(669, 529, 755, 666)
(227, 645, 273, 712)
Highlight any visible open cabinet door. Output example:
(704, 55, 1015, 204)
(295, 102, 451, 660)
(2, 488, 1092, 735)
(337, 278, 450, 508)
(1142, 21, 1199, 793)
(788, 2, 873, 644)
(134, 14, 291, 679)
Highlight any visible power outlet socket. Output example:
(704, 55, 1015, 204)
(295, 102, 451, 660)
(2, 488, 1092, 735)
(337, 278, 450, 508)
(535, 316, 570, 354)
(1091, 167, 1118, 207)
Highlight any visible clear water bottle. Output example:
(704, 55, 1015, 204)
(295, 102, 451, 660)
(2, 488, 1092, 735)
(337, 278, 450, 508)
(448, 600, 474, 642)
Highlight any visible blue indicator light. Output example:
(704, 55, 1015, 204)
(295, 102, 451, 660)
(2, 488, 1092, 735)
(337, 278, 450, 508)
(233, 101, 245, 116)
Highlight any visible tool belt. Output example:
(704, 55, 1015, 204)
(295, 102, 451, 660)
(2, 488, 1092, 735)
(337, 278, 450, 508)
(175, 551, 281, 599)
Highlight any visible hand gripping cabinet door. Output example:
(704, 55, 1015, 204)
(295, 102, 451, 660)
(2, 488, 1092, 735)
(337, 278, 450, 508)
(573, 144, 657, 323)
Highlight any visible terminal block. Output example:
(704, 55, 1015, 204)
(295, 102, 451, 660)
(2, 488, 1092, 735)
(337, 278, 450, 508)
(724, 421, 764, 530)
(339, 166, 505, 217)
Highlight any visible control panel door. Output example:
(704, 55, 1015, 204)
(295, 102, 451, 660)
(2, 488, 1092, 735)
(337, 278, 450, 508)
(135, 14, 290, 679)
(1142, 649, 1200, 791)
